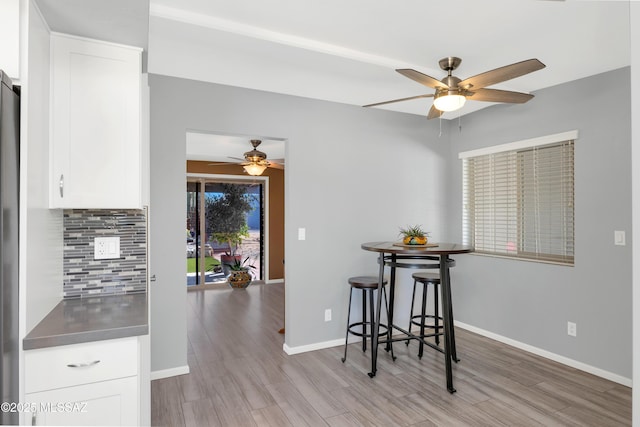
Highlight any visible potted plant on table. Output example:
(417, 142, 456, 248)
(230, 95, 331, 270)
(224, 256, 256, 289)
(399, 224, 429, 245)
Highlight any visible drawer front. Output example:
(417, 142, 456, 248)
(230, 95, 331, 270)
(26, 337, 138, 393)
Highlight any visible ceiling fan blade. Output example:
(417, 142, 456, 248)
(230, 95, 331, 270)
(458, 59, 545, 90)
(228, 156, 245, 162)
(363, 94, 434, 108)
(427, 105, 443, 120)
(469, 88, 534, 104)
(268, 162, 284, 170)
(396, 69, 449, 90)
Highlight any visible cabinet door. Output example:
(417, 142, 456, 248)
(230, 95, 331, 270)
(0, 0, 20, 81)
(50, 34, 142, 208)
(27, 376, 138, 426)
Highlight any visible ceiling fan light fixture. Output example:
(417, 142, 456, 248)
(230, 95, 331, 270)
(433, 91, 466, 112)
(243, 163, 267, 176)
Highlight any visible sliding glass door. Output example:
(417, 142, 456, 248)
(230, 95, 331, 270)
(186, 178, 264, 287)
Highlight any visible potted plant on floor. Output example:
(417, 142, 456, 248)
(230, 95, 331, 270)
(212, 225, 250, 275)
(224, 256, 256, 289)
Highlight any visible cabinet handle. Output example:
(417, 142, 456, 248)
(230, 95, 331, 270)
(59, 174, 64, 198)
(31, 411, 37, 426)
(67, 360, 100, 368)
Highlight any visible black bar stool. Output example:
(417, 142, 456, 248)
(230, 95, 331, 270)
(341, 276, 393, 363)
(407, 271, 444, 359)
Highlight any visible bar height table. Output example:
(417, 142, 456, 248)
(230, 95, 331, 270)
(361, 242, 472, 393)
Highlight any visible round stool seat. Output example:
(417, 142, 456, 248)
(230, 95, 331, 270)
(412, 272, 440, 283)
(348, 276, 388, 289)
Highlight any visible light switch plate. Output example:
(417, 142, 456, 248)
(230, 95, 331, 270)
(614, 230, 626, 246)
(95, 236, 120, 260)
(298, 228, 306, 241)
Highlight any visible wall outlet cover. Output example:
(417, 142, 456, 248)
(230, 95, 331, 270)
(95, 236, 120, 260)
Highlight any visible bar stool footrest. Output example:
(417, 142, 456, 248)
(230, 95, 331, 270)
(347, 321, 389, 338)
(410, 314, 444, 331)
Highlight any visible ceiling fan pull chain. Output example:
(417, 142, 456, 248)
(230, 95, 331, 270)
(439, 115, 442, 138)
(459, 115, 462, 133)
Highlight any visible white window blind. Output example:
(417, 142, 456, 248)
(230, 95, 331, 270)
(461, 136, 575, 265)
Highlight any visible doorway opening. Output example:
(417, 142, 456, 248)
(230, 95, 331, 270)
(186, 176, 266, 287)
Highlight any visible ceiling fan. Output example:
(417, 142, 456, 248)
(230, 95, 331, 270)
(208, 139, 284, 176)
(364, 57, 546, 119)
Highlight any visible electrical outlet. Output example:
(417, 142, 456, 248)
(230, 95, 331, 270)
(567, 321, 577, 337)
(94, 237, 120, 260)
(324, 309, 332, 322)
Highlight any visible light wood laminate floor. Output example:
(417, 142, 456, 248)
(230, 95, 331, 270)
(152, 282, 631, 426)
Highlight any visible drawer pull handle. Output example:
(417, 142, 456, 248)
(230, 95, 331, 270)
(67, 360, 101, 368)
(59, 174, 64, 198)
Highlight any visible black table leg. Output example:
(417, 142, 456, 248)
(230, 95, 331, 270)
(368, 252, 385, 378)
(440, 254, 456, 393)
(385, 255, 396, 352)
(445, 259, 459, 363)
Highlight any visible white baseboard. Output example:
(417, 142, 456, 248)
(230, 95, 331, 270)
(283, 336, 361, 355)
(265, 279, 284, 284)
(282, 322, 631, 387)
(455, 321, 632, 387)
(150, 365, 190, 380)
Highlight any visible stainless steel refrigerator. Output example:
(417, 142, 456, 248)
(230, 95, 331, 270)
(0, 70, 20, 426)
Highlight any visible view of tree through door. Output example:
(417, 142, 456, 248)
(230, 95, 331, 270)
(186, 178, 264, 286)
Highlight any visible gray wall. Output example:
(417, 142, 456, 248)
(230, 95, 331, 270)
(148, 74, 449, 372)
(446, 67, 632, 379)
(149, 68, 632, 380)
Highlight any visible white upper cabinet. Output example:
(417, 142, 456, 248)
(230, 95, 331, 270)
(50, 34, 142, 208)
(0, 0, 20, 81)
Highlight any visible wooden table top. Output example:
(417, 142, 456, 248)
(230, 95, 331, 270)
(361, 241, 473, 255)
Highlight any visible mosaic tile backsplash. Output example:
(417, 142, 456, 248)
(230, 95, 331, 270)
(63, 209, 147, 299)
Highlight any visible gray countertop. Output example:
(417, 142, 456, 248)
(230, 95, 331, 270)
(23, 293, 148, 350)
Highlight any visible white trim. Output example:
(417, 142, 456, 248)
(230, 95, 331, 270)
(186, 172, 270, 282)
(455, 321, 632, 387)
(149, 4, 420, 71)
(49, 31, 143, 52)
(458, 130, 579, 159)
(265, 278, 284, 284)
(283, 337, 361, 355)
(285, 325, 631, 386)
(150, 365, 190, 380)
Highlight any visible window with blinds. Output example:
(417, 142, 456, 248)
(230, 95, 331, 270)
(460, 132, 575, 265)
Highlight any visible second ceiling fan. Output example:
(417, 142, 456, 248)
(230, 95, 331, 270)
(209, 139, 284, 176)
(364, 57, 546, 119)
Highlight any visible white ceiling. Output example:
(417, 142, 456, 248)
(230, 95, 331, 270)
(34, 0, 632, 162)
(36, 0, 149, 50)
(148, 0, 631, 119)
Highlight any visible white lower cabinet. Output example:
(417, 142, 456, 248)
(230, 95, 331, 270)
(26, 377, 138, 426)
(25, 337, 140, 426)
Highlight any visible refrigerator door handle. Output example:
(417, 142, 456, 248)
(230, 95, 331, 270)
(59, 174, 64, 198)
